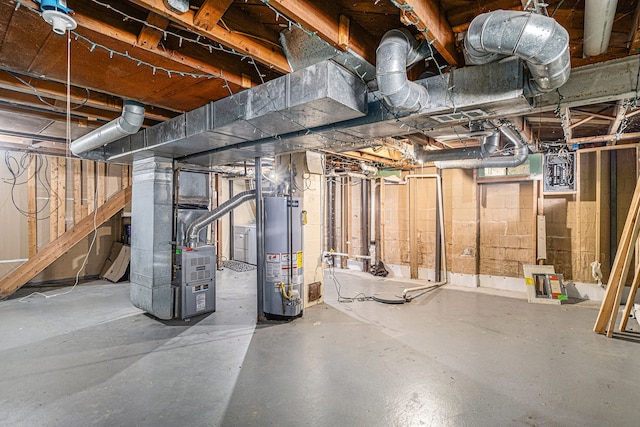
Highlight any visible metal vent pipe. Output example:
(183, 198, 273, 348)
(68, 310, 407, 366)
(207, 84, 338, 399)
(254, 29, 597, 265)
(464, 10, 570, 94)
(186, 190, 256, 246)
(376, 28, 430, 112)
(414, 131, 500, 163)
(70, 100, 145, 157)
(434, 125, 528, 169)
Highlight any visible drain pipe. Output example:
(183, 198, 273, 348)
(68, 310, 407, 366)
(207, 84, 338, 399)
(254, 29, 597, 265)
(583, 0, 618, 57)
(376, 28, 430, 112)
(434, 125, 528, 170)
(185, 190, 256, 247)
(464, 10, 570, 94)
(70, 100, 145, 157)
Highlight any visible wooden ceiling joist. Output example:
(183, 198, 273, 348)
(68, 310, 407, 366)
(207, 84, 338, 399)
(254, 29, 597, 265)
(127, 0, 291, 73)
(73, 13, 252, 89)
(136, 12, 170, 50)
(262, 0, 377, 65)
(193, 0, 235, 31)
(393, 0, 461, 66)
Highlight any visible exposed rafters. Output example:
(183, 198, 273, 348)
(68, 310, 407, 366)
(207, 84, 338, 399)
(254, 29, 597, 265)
(126, 0, 291, 73)
(193, 0, 235, 31)
(262, 0, 377, 64)
(392, 0, 461, 66)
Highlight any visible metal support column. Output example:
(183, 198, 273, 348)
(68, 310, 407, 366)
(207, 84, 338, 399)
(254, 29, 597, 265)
(255, 157, 266, 321)
(327, 177, 336, 252)
(435, 170, 442, 282)
(229, 179, 235, 259)
(361, 178, 370, 272)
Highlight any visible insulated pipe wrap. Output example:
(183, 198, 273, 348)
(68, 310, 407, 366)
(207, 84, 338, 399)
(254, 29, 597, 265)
(186, 190, 257, 245)
(376, 29, 430, 112)
(415, 131, 500, 163)
(70, 100, 145, 157)
(464, 10, 570, 94)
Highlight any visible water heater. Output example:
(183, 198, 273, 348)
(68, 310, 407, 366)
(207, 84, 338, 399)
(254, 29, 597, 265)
(263, 196, 304, 318)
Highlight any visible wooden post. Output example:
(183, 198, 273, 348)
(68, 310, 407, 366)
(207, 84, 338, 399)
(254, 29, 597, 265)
(86, 161, 95, 214)
(73, 159, 82, 225)
(57, 157, 66, 237)
(49, 157, 59, 242)
(27, 154, 37, 257)
(97, 162, 106, 208)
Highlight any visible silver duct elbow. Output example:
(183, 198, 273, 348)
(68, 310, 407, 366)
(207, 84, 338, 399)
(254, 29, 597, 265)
(186, 190, 257, 246)
(464, 10, 571, 94)
(376, 29, 430, 113)
(70, 100, 145, 157)
(434, 126, 528, 170)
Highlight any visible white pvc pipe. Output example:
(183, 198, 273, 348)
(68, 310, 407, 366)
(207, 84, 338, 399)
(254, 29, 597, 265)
(583, 0, 618, 57)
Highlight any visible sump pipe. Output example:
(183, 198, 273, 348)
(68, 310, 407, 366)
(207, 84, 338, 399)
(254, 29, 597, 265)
(70, 100, 145, 157)
(186, 190, 256, 247)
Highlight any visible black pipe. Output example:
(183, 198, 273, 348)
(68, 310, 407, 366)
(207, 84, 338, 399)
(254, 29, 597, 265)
(435, 170, 442, 282)
(361, 178, 370, 272)
(229, 180, 234, 258)
(328, 178, 336, 251)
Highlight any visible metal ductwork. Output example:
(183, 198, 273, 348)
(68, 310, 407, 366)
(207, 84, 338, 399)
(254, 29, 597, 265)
(376, 28, 430, 112)
(70, 100, 145, 157)
(186, 190, 256, 246)
(414, 130, 499, 163)
(583, 0, 618, 57)
(464, 10, 570, 94)
(434, 125, 528, 169)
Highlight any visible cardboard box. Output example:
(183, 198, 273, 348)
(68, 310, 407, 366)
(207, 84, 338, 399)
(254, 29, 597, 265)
(100, 242, 131, 282)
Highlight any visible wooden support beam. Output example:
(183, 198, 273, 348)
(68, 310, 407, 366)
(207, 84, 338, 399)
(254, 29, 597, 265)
(127, 0, 290, 73)
(136, 12, 170, 50)
(561, 106, 572, 141)
(57, 157, 66, 237)
(608, 99, 628, 138)
(73, 159, 82, 225)
(620, 263, 640, 331)
(568, 115, 595, 130)
(193, 0, 234, 30)
(0, 187, 132, 299)
(49, 157, 59, 242)
(97, 163, 106, 208)
(393, 0, 461, 66)
(594, 178, 640, 334)
(338, 15, 350, 51)
(264, 0, 377, 65)
(86, 161, 95, 214)
(27, 154, 37, 258)
(72, 13, 250, 88)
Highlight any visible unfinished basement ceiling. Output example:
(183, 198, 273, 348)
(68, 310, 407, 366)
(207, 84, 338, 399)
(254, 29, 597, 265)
(0, 0, 639, 165)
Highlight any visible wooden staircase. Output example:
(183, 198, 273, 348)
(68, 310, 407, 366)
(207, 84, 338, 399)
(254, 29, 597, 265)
(0, 186, 131, 299)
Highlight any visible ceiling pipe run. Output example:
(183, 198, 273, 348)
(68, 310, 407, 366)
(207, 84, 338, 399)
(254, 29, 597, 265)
(70, 100, 144, 157)
(376, 28, 430, 113)
(583, 0, 618, 57)
(464, 10, 570, 94)
(186, 190, 256, 247)
(434, 124, 528, 169)
(414, 130, 499, 163)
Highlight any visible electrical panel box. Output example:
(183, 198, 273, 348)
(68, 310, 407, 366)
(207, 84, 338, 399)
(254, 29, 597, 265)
(173, 245, 216, 319)
(543, 152, 576, 193)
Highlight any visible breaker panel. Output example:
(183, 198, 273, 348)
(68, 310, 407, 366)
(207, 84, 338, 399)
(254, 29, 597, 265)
(543, 151, 576, 193)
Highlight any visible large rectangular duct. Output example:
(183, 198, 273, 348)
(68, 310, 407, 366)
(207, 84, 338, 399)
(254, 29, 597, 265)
(129, 156, 175, 320)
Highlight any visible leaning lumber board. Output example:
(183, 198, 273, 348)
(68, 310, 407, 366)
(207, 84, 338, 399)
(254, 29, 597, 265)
(0, 186, 131, 299)
(594, 178, 640, 333)
(620, 263, 640, 331)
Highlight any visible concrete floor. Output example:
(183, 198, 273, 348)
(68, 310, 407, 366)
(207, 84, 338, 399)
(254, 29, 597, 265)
(1, 268, 640, 426)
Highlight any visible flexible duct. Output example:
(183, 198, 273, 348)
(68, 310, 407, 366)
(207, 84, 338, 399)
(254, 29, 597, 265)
(464, 10, 570, 94)
(434, 125, 528, 169)
(70, 100, 145, 157)
(376, 29, 430, 112)
(186, 190, 256, 246)
(414, 131, 499, 163)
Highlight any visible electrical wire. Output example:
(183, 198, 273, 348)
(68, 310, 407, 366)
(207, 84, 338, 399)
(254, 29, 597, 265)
(329, 263, 373, 303)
